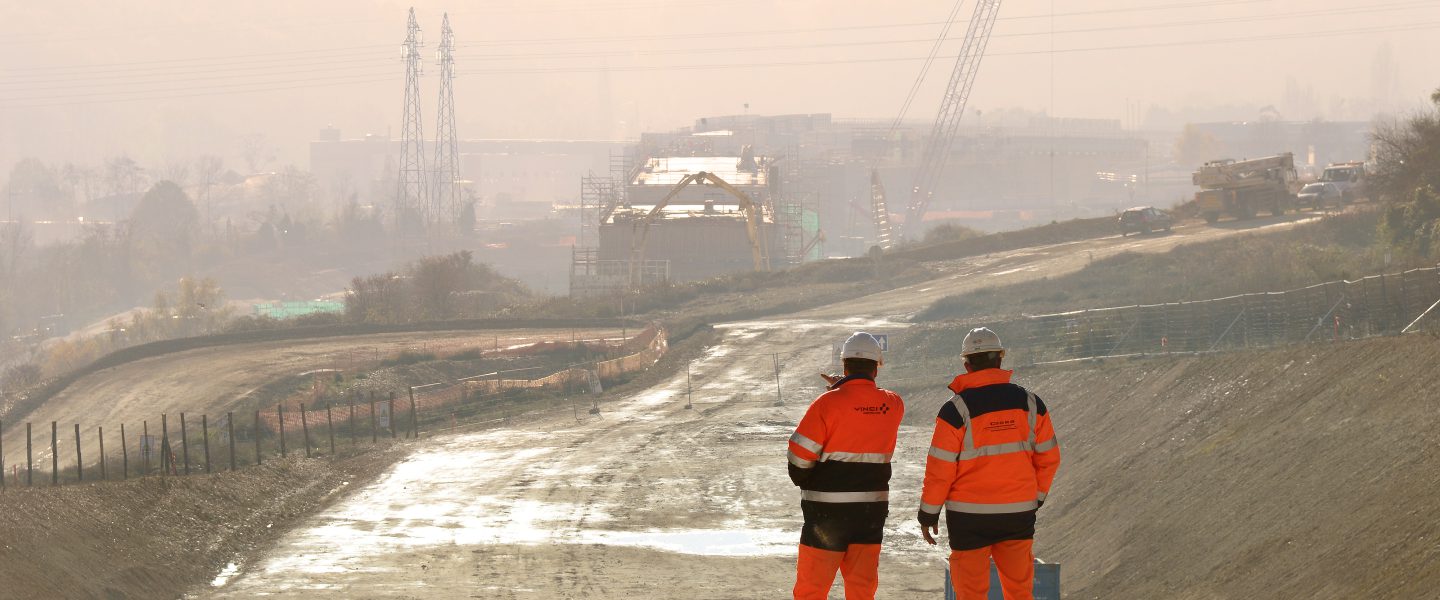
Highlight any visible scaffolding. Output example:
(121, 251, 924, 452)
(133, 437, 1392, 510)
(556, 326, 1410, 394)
(579, 174, 614, 250)
(774, 144, 823, 265)
(569, 248, 669, 297)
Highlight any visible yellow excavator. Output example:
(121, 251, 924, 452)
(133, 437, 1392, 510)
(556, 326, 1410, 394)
(627, 171, 771, 286)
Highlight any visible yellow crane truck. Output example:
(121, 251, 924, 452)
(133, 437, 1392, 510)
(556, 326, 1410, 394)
(1192, 153, 1300, 224)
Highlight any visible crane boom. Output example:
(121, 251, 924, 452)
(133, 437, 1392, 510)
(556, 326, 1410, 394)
(869, 169, 895, 250)
(903, 0, 1003, 239)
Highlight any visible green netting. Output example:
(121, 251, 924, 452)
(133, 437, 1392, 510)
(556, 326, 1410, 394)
(252, 300, 345, 319)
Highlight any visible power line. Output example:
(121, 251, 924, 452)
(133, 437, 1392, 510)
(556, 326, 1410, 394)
(2, 12, 1435, 109)
(7, 0, 1421, 92)
(0, 59, 393, 92)
(459, 0, 1277, 47)
(0, 75, 395, 110)
(3, 0, 1404, 83)
(456, 0, 1436, 61)
(889, 0, 969, 135)
(0, 45, 392, 74)
(0, 71, 398, 105)
(450, 20, 1440, 75)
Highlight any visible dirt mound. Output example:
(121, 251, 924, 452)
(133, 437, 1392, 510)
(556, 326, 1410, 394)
(902, 334, 1440, 599)
(0, 446, 403, 600)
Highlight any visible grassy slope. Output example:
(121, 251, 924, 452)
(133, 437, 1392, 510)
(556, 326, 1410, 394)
(917, 211, 1402, 322)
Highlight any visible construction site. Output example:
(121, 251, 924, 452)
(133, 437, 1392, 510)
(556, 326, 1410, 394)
(2, 1, 1439, 599)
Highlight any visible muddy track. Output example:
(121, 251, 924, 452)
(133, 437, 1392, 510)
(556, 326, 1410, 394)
(199, 215, 1336, 598)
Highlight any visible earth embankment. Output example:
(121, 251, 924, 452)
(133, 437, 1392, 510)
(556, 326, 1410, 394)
(0, 447, 405, 600)
(941, 335, 1440, 599)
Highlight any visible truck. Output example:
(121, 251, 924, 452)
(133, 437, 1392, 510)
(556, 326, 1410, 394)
(1191, 153, 1300, 224)
(1317, 161, 1367, 203)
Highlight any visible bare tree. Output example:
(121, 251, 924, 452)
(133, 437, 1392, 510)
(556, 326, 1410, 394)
(105, 155, 145, 197)
(158, 161, 192, 188)
(240, 133, 275, 174)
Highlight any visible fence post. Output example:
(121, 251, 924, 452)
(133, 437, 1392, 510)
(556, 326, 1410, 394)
(98, 426, 106, 481)
(51, 421, 58, 485)
(180, 413, 190, 475)
(142, 420, 150, 476)
(369, 392, 378, 444)
(685, 362, 694, 410)
(408, 386, 419, 439)
(254, 410, 262, 466)
(0, 418, 4, 491)
(326, 403, 335, 456)
(120, 423, 128, 480)
(26, 422, 32, 486)
(227, 413, 236, 471)
(202, 415, 211, 474)
(388, 392, 397, 439)
(348, 395, 357, 447)
(74, 423, 83, 482)
(277, 404, 287, 458)
(301, 404, 312, 459)
(771, 353, 784, 407)
(161, 413, 170, 477)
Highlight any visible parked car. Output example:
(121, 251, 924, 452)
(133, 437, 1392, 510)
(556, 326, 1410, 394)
(1119, 206, 1173, 236)
(1297, 182, 1343, 209)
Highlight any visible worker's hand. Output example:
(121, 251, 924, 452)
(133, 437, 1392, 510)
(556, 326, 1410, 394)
(818, 373, 841, 386)
(921, 522, 939, 546)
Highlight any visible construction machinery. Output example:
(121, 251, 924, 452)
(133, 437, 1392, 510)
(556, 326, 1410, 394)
(900, 0, 1004, 240)
(1192, 153, 1299, 224)
(869, 170, 895, 250)
(627, 171, 770, 286)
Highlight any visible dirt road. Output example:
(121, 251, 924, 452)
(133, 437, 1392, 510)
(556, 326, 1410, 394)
(202, 215, 1335, 598)
(6, 327, 628, 466)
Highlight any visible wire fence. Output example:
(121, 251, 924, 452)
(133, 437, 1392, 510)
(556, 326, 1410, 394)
(0, 324, 671, 489)
(1002, 265, 1440, 364)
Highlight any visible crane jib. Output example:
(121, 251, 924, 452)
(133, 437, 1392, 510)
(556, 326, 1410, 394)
(902, 0, 1004, 240)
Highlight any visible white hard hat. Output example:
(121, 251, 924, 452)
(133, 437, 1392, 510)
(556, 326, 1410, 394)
(961, 327, 1004, 356)
(841, 332, 884, 363)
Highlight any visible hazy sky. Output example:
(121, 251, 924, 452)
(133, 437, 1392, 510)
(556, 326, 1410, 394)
(1, 0, 1437, 171)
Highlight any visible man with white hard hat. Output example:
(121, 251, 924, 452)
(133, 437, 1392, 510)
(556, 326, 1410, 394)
(787, 332, 905, 599)
(918, 327, 1061, 600)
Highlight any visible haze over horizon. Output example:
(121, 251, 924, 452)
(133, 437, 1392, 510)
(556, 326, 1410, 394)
(2, 0, 1437, 171)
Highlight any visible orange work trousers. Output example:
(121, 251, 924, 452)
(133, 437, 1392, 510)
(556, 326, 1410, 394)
(794, 543, 880, 600)
(948, 539, 1034, 600)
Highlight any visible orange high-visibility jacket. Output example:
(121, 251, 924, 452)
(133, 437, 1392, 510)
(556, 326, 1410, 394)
(788, 375, 905, 504)
(920, 369, 1060, 517)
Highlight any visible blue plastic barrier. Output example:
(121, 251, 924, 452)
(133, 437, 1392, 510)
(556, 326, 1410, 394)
(943, 561, 1060, 599)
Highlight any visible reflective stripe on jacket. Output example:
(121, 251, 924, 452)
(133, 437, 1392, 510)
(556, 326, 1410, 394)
(920, 369, 1060, 517)
(788, 375, 905, 503)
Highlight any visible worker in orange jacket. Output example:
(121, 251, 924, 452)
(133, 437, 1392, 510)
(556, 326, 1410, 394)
(918, 327, 1060, 600)
(788, 332, 905, 600)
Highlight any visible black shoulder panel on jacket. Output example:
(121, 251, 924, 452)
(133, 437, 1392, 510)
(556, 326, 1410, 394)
(960, 383, 1037, 419)
(937, 400, 965, 428)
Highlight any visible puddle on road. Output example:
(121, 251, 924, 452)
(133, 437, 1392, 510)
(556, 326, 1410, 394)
(581, 528, 793, 556)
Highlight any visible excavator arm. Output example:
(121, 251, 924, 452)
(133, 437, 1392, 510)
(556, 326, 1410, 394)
(628, 171, 771, 287)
